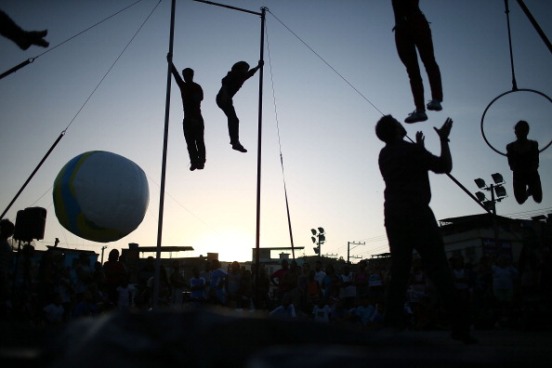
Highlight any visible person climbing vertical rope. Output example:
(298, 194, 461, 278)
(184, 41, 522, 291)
(167, 54, 206, 171)
(0, 10, 49, 50)
(216, 60, 263, 153)
(506, 120, 542, 204)
(391, 0, 443, 124)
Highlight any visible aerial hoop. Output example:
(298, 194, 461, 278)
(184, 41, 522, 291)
(480, 88, 552, 156)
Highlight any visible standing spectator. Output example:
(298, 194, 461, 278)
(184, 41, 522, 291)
(375, 115, 475, 343)
(169, 261, 187, 307)
(270, 259, 290, 303)
(314, 260, 326, 287)
(0, 219, 15, 316)
(209, 259, 227, 305)
(226, 261, 242, 308)
(102, 249, 127, 308)
(492, 255, 519, 327)
(321, 264, 341, 302)
(269, 293, 296, 319)
(339, 264, 357, 309)
(368, 263, 386, 304)
(189, 266, 207, 303)
(354, 260, 370, 301)
(312, 298, 332, 323)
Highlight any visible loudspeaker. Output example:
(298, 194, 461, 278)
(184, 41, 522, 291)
(13, 207, 47, 241)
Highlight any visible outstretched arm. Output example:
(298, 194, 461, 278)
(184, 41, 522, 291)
(432, 118, 453, 174)
(166, 53, 183, 84)
(245, 60, 264, 79)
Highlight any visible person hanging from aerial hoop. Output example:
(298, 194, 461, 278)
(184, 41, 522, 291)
(167, 54, 206, 171)
(0, 10, 49, 50)
(506, 120, 542, 204)
(391, 0, 443, 124)
(216, 60, 263, 153)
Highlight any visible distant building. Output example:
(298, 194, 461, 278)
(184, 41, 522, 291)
(440, 213, 551, 264)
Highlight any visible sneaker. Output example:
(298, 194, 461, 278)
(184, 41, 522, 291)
(232, 143, 247, 153)
(196, 162, 205, 170)
(427, 100, 442, 111)
(189, 164, 197, 171)
(404, 110, 428, 124)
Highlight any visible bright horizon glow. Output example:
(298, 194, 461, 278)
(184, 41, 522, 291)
(1, 0, 551, 263)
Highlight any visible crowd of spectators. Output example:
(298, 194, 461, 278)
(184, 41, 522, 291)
(1, 224, 551, 334)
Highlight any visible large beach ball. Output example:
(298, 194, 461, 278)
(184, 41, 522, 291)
(53, 151, 149, 243)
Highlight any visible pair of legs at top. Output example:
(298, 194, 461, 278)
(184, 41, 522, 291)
(183, 117, 206, 171)
(216, 94, 247, 153)
(395, 12, 443, 124)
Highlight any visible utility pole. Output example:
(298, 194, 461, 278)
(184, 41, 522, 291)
(347, 241, 365, 263)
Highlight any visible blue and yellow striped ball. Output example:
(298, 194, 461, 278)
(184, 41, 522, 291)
(53, 151, 149, 243)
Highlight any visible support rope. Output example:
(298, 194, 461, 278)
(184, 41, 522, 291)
(0, 0, 162, 219)
(267, 9, 385, 116)
(267, 9, 491, 215)
(265, 20, 296, 259)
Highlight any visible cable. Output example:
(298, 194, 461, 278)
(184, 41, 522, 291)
(266, 20, 296, 258)
(267, 9, 385, 116)
(64, 0, 161, 131)
(0, 0, 148, 80)
(1, 1, 162, 220)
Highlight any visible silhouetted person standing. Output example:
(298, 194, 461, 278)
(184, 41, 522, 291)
(216, 60, 263, 153)
(0, 10, 49, 50)
(168, 55, 206, 171)
(376, 115, 475, 343)
(0, 219, 15, 315)
(506, 120, 542, 204)
(392, 0, 443, 123)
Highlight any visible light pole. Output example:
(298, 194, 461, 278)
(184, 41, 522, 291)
(347, 241, 365, 263)
(474, 173, 508, 253)
(474, 173, 508, 215)
(311, 227, 325, 257)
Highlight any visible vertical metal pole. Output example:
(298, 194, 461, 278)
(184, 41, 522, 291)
(153, 0, 176, 309)
(254, 7, 266, 289)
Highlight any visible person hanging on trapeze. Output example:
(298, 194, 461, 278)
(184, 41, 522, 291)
(506, 120, 542, 204)
(0, 10, 49, 50)
(216, 60, 263, 153)
(167, 54, 206, 171)
(391, 0, 443, 124)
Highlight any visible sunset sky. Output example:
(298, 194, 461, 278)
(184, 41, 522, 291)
(1, 0, 551, 262)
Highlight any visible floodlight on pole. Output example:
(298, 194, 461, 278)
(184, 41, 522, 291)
(474, 178, 486, 189)
(491, 173, 504, 184)
(475, 191, 487, 202)
(473, 173, 507, 216)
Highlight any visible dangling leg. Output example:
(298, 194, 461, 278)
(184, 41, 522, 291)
(217, 95, 246, 152)
(183, 119, 199, 171)
(195, 118, 206, 169)
(395, 26, 427, 123)
(512, 171, 529, 204)
(528, 171, 542, 203)
(413, 14, 443, 111)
